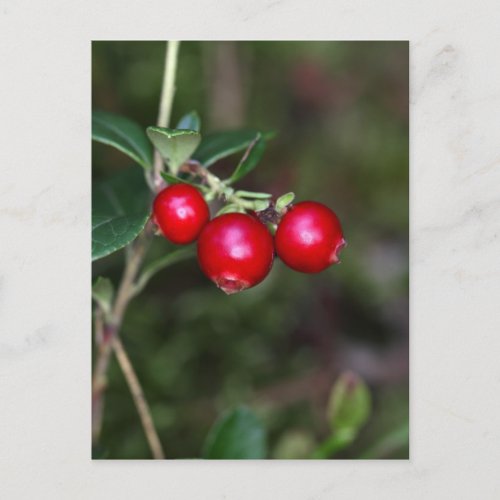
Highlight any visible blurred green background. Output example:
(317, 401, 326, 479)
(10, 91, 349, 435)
(92, 41, 409, 459)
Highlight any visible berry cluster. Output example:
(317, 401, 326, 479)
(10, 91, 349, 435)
(153, 184, 345, 294)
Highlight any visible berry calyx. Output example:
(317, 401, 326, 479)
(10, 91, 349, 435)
(197, 213, 274, 294)
(275, 201, 345, 273)
(153, 184, 210, 245)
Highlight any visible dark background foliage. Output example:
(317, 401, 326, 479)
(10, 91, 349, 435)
(92, 41, 409, 459)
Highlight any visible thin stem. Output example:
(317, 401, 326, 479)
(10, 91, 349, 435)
(92, 308, 112, 445)
(92, 40, 181, 458)
(92, 223, 166, 459)
(132, 246, 196, 298)
(157, 41, 180, 129)
(113, 337, 165, 459)
(92, 344, 112, 443)
(311, 429, 355, 459)
(91, 224, 157, 450)
(202, 168, 269, 213)
(153, 40, 181, 190)
(111, 225, 152, 327)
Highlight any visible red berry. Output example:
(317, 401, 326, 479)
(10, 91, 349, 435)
(153, 184, 210, 245)
(275, 201, 345, 273)
(197, 213, 274, 294)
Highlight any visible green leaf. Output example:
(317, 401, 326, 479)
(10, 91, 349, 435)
(92, 110, 153, 170)
(234, 190, 272, 199)
(160, 171, 185, 185)
(160, 171, 208, 192)
(146, 126, 201, 174)
(327, 371, 371, 433)
(215, 204, 243, 216)
(134, 246, 196, 296)
(176, 111, 201, 132)
(227, 135, 267, 184)
(193, 129, 275, 168)
(252, 199, 270, 211)
(92, 277, 114, 315)
(202, 406, 266, 459)
(92, 168, 151, 261)
(275, 192, 295, 212)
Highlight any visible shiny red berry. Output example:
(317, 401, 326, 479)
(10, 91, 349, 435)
(275, 201, 345, 273)
(197, 213, 274, 294)
(153, 184, 210, 245)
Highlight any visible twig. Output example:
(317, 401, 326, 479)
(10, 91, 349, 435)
(153, 40, 180, 190)
(111, 225, 152, 327)
(92, 222, 166, 459)
(92, 223, 166, 458)
(92, 40, 181, 458)
(157, 41, 180, 129)
(132, 246, 195, 298)
(91, 225, 153, 447)
(112, 337, 165, 459)
(92, 308, 112, 444)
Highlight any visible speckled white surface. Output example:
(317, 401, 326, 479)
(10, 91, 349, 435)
(1, 0, 500, 498)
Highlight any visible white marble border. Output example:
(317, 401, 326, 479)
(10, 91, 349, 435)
(1, 0, 499, 498)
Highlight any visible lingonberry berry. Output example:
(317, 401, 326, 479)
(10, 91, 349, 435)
(153, 184, 210, 245)
(197, 213, 274, 294)
(275, 201, 345, 273)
